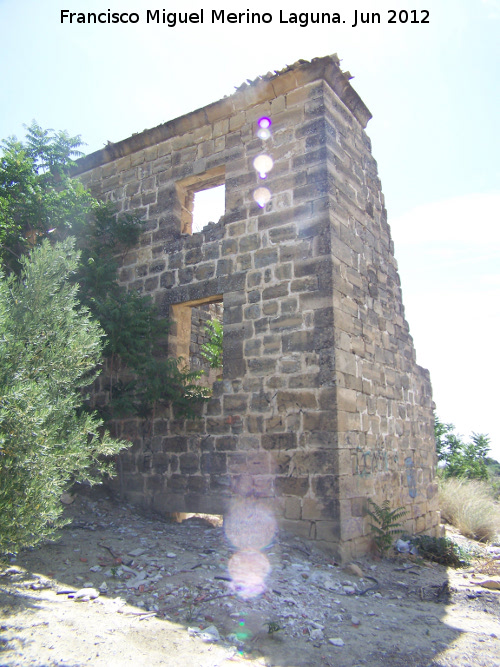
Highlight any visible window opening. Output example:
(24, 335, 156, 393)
(192, 185, 225, 233)
(176, 166, 225, 235)
(170, 297, 223, 389)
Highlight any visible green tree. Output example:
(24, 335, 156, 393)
(0, 122, 208, 419)
(0, 240, 128, 553)
(0, 122, 89, 273)
(435, 417, 490, 480)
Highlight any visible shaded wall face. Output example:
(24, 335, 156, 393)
(80, 74, 440, 559)
(320, 84, 439, 558)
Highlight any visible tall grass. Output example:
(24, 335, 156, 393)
(438, 477, 500, 542)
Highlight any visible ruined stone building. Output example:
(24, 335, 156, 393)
(74, 54, 440, 560)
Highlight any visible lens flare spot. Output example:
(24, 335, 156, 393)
(257, 127, 271, 141)
(224, 497, 277, 550)
(258, 117, 272, 129)
(253, 154, 274, 179)
(228, 550, 271, 599)
(253, 187, 271, 208)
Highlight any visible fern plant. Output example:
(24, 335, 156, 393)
(366, 499, 408, 555)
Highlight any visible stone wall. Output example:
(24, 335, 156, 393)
(75, 55, 440, 560)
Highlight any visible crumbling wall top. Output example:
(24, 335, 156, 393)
(74, 54, 372, 175)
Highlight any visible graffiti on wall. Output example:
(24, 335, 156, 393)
(352, 446, 397, 476)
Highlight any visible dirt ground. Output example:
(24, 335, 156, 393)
(1, 489, 499, 667)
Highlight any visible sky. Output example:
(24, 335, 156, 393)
(1, 0, 499, 458)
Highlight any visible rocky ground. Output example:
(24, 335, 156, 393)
(1, 489, 499, 667)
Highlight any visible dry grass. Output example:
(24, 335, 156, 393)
(438, 477, 500, 542)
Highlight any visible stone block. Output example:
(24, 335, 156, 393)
(179, 453, 200, 475)
(276, 391, 317, 412)
(275, 476, 309, 497)
(262, 432, 297, 451)
(223, 394, 248, 414)
(200, 452, 227, 474)
(247, 357, 277, 375)
(279, 519, 316, 540)
(294, 449, 337, 475)
(316, 520, 341, 542)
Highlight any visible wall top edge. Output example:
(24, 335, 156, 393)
(73, 54, 372, 176)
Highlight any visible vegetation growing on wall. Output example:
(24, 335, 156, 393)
(201, 318, 223, 370)
(0, 122, 208, 420)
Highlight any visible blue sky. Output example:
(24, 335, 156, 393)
(1, 0, 499, 457)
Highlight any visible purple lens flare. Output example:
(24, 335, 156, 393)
(257, 117, 272, 129)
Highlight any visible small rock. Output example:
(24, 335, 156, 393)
(166, 552, 176, 558)
(396, 539, 411, 553)
(99, 582, 108, 593)
(226, 633, 245, 648)
(478, 578, 500, 590)
(486, 546, 500, 554)
(89, 565, 102, 572)
(328, 637, 344, 647)
(200, 625, 220, 642)
(342, 585, 357, 595)
(72, 588, 100, 601)
(126, 571, 147, 589)
(351, 616, 360, 626)
(128, 548, 147, 557)
(310, 621, 324, 630)
(310, 571, 341, 592)
(83, 581, 93, 588)
(60, 492, 76, 505)
(309, 628, 324, 641)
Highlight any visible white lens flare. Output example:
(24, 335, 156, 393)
(225, 498, 277, 550)
(253, 187, 271, 208)
(257, 127, 271, 141)
(253, 154, 274, 179)
(224, 497, 277, 599)
(228, 550, 271, 599)
(258, 117, 272, 129)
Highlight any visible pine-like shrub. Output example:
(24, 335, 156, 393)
(0, 239, 128, 553)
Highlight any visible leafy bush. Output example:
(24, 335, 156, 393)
(0, 240, 128, 553)
(0, 123, 209, 420)
(435, 417, 490, 480)
(409, 534, 477, 567)
(201, 318, 223, 370)
(438, 477, 500, 542)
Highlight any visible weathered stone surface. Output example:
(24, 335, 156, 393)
(77, 55, 439, 561)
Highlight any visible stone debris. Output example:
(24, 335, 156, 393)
(199, 625, 220, 642)
(328, 637, 345, 647)
(71, 587, 100, 601)
(477, 578, 500, 590)
(7, 494, 495, 666)
(128, 548, 147, 557)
